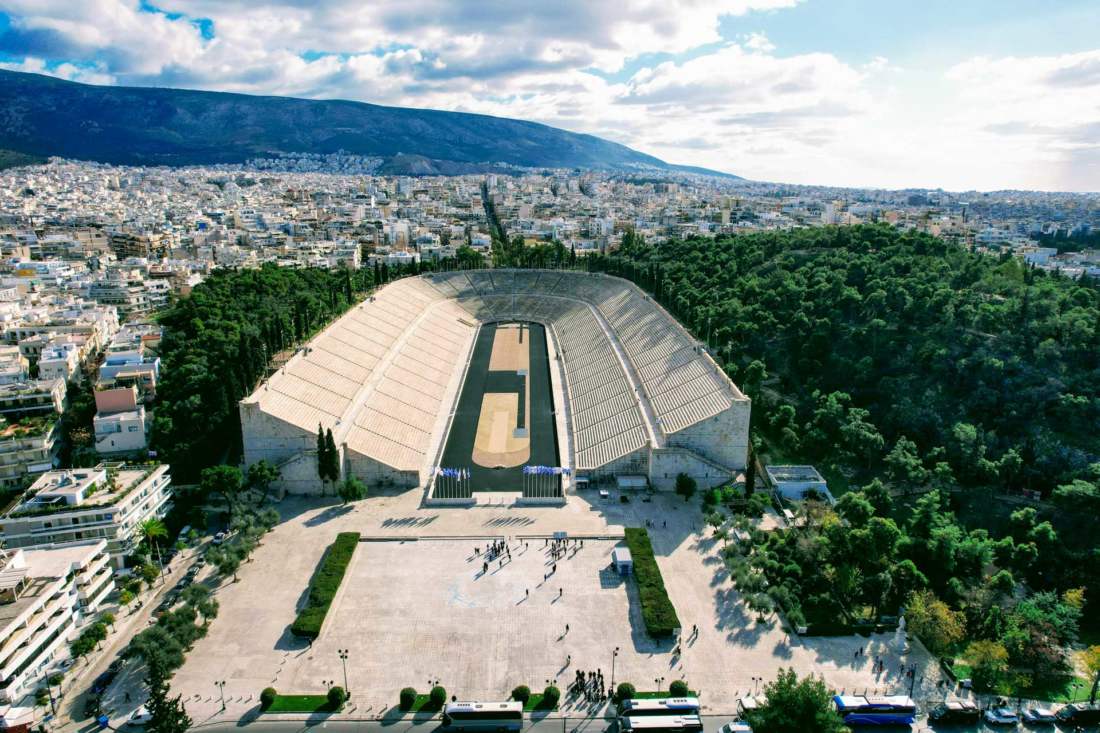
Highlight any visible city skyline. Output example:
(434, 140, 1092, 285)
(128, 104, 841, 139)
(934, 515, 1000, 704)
(0, 0, 1098, 192)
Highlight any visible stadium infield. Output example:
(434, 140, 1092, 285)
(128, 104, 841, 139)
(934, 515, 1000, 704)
(439, 321, 559, 492)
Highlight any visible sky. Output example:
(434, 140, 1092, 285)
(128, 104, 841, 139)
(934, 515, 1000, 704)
(0, 0, 1098, 192)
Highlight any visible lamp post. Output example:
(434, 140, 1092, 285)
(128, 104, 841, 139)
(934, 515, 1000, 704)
(610, 647, 620, 691)
(338, 648, 350, 695)
(655, 677, 664, 692)
(215, 680, 227, 711)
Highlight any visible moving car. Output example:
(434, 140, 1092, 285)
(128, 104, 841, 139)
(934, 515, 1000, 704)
(1021, 706, 1057, 724)
(928, 699, 980, 724)
(984, 706, 1020, 725)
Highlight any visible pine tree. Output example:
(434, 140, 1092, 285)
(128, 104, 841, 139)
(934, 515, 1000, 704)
(145, 661, 192, 733)
(325, 428, 339, 482)
(316, 424, 327, 486)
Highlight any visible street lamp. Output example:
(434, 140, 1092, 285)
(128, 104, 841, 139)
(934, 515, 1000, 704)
(610, 647, 620, 691)
(215, 680, 227, 711)
(655, 677, 664, 692)
(338, 648, 350, 695)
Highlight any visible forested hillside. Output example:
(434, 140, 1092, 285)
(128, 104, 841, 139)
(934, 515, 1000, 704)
(589, 225, 1100, 697)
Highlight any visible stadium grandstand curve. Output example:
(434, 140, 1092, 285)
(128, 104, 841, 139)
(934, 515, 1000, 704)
(240, 269, 750, 497)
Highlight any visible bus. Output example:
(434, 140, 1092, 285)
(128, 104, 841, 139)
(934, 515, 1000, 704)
(618, 698, 701, 718)
(619, 715, 704, 733)
(832, 695, 916, 726)
(442, 702, 524, 731)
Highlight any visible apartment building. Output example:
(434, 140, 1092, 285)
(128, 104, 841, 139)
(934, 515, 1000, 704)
(0, 540, 112, 709)
(0, 417, 60, 487)
(92, 387, 148, 455)
(0, 464, 172, 568)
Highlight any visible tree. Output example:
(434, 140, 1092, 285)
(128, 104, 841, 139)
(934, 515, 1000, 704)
(511, 685, 531, 704)
(316, 424, 328, 488)
(338, 476, 367, 504)
(246, 459, 281, 504)
(325, 428, 340, 483)
(669, 680, 689, 697)
(744, 668, 847, 733)
(200, 465, 244, 522)
(904, 590, 965, 656)
(429, 685, 447, 708)
(542, 685, 560, 707)
(1083, 645, 1100, 704)
(261, 688, 277, 710)
(966, 640, 1010, 691)
(674, 473, 697, 502)
(400, 687, 417, 710)
(145, 663, 192, 733)
(140, 562, 160, 588)
(327, 686, 346, 708)
(615, 682, 636, 703)
(140, 517, 169, 570)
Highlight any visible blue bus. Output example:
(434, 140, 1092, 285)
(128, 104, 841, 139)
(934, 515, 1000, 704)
(832, 695, 916, 725)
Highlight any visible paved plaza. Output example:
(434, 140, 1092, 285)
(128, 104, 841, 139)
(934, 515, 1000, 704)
(170, 489, 945, 722)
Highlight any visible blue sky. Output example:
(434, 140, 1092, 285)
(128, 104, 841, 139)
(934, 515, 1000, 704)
(1, 0, 1098, 191)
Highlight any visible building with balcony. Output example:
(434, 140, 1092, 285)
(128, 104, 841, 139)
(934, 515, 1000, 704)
(0, 465, 172, 568)
(0, 418, 60, 488)
(0, 540, 112, 712)
(92, 387, 148, 455)
(0, 381, 65, 419)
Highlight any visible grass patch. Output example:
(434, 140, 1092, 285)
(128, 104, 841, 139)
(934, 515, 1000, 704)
(950, 663, 1091, 703)
(624, 528, 680, 637)
(632, 690, 700, 699)
(290, 532, 360, 639)
(408, 694, 444, 714)
(522, 693, 558, 711)
(264, 694, 341, 713)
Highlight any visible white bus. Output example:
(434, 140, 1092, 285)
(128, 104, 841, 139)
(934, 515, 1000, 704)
(442, 702, 524, 732)
(619, 715, 704, 733)
(618, 698, 701, 718)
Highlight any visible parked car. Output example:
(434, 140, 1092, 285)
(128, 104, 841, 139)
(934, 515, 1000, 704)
(91, 671, 115, 695)
(83, 696, 102, 719)
(1056, 703, 1100, 725)
(1021, 706, 1057, 724)
(985, 706, 1020, 725)
(212, 532, 227, 545)
(929, 699, 980, 724)
(185, 566, 200, 577)
(717, 722, 753, 733)
(128, 706, 153, 726)
(107, 659, 124, 675)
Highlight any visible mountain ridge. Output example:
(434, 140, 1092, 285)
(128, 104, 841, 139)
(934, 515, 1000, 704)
(0, 70, 738, 178)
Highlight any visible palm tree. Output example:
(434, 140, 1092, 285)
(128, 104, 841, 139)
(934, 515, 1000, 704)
(140, 518, 169, 577)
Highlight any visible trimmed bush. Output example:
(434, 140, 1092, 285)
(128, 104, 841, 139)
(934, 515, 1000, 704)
(260, 687, 277, 709)
(400, 687, 417, 711)
(290, 532, 360, 639)
(615, 682, 636, 704)
(429, 685, 447, 708)
(327, 686, 346, 708)
(543, 685, 560, 708)
(624, 528, 681, 637)
(669, 680, 689, 697)
(511, 685, 531, 704)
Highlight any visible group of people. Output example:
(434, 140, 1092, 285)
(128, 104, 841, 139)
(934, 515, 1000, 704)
(570, 668, 607, 704)
(477, 540, 512, 574)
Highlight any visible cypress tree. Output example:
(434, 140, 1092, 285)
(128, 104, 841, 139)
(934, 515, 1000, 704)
(325, 428, 339, 482)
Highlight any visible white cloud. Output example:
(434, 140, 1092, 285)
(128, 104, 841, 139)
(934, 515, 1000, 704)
(0, 0, 1097, 189)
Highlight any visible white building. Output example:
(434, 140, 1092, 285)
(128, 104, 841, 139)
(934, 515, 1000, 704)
(764, 465, 835, 504)
(0, 540, 112, 710)
(0, 465, 172, 568)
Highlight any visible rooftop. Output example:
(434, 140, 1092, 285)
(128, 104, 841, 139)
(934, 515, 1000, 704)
(765, 465, 826, 484)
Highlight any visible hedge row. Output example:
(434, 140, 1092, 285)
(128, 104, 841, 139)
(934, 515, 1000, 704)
(624, 528, 680, 637)
(290, 532, 360, 639)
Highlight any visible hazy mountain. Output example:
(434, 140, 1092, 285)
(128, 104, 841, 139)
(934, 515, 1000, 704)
(0, 70, 738, 177)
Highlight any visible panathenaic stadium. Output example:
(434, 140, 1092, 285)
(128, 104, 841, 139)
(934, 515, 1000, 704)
(240, 269, 750, 503)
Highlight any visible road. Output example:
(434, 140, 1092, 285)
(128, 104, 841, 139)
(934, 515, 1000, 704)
(51, 545, 202, 732)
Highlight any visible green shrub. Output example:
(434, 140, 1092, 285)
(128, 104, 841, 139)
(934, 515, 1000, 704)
(327, 686, 346, 708)
(430, 685, 447, 708)
(624, 528, 681, 637)
(543, 685, 560, 707)
(615, 682, 636, 704)
(511, 685, 531, 704)
(260, 687, 277, 709)
(669, 680, 689, 697)
(290, 532, 360, 638)
(400, 687, 417, 711)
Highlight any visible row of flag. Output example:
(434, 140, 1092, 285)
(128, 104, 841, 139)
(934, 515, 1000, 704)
(523, 465, 572, 475)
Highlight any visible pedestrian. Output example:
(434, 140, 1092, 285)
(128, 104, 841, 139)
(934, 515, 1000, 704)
(560, 587, 563, 597)
(566, 623, 570, 633)
(483, 561, 488, 573)
(526, 588, 529, 598)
